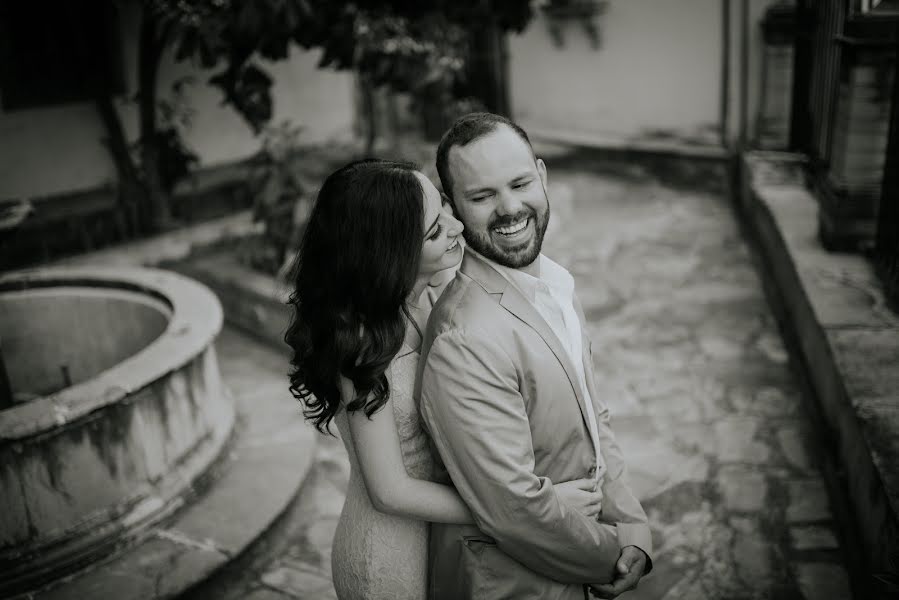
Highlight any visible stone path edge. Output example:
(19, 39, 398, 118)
(738, 151, 899, 600)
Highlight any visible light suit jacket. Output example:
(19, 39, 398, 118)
(417, 250, 652, 600)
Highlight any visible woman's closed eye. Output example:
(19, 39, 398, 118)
(428, 223, 443, 241)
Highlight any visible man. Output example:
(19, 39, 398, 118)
(417, 112, 652, 600)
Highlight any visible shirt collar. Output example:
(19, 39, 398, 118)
(477, 252, 574, 302)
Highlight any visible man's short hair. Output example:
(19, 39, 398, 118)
(436, 112, 534, 199)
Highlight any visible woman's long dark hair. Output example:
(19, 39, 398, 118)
(285, 159, 424, 433)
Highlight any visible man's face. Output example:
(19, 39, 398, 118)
(446, 125, 549, 270)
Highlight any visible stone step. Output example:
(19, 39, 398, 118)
(740, 151, 899, 600)
(180, 435, 345, 600)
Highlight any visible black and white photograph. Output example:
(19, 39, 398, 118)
(1, 1, 898, 599)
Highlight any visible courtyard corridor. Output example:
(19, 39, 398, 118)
(191, 152, 854, 600)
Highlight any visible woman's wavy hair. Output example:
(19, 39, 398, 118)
(285, 159, 424, 433)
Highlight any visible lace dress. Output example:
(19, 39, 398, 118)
(331, 338, 435, 600)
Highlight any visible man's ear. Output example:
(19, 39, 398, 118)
(536, 158, 548, 188)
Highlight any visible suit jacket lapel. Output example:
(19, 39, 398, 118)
(461, 252, 593, 431)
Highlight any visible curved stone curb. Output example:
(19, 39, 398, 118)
(0, 267, 224, 439)
(26, 327, 318, 600)
(0, 267, 234, 595)
(9, 216, 319, 599)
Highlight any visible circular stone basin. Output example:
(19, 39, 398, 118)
(0, 267, 234, 596)
(2, 285, 170, 402)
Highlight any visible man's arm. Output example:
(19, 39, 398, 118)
(421, 329, 620, 584)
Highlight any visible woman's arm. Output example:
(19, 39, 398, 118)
(342, 377, 473, 525)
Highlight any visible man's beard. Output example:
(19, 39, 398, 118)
(462, 202, 550, 269)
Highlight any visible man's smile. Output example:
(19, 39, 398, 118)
(491, 216, 534, 246)
(494, 218, 529, 236)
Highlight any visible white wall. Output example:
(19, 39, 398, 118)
(0, 0, 790, 201)
(0, 5, 355, 200)
(0, 103, 119, 199)
(152, 47, 357, 167)
(509, 0, 786, 152)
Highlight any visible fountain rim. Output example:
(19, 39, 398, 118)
(0, 266, 223, 441)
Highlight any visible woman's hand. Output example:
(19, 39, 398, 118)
(555, 478, 603, 518)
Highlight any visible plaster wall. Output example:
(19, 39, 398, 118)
(509, 0, 786, 150)
(0, 5, 355, 200)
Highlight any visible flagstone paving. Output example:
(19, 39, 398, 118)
(189, 153, 853, 600)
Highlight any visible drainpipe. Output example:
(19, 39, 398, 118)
(0, 341, 13, 410)
(721, 0, 731, 149)
(739, 0, 750, 150)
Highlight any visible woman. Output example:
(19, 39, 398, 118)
(285, 159, 602, 599)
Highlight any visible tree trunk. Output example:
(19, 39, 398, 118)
(138, 13, 175, 231)
(67, 1, 148, 237)
(468, 21, 510, 115)
(95, 93, 148, 236)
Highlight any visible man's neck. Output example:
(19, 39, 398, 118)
(517, 256, 541, 278)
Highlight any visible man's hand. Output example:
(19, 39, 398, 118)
(555, 478, 603, 519)
(588, 546, 647, 599)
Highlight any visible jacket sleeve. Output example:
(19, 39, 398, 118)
(420, 328, 621, 584)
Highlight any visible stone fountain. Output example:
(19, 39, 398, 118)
(0, 267, 234, 596)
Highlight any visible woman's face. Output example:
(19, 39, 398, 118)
(416, 172, 464, 279)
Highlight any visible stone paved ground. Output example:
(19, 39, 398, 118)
(190, 152, 854, 600)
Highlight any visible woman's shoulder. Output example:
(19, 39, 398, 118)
(395, 330, 422, 372)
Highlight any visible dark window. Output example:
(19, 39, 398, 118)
(0, 2, 124, 111)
